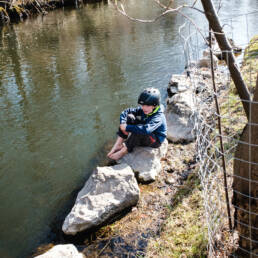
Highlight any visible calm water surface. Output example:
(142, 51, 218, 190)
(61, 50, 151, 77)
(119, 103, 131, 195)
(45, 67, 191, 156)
(0, 0, 257, 257)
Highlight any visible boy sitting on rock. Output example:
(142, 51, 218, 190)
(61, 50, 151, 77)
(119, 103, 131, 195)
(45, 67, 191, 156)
(107, 88, 167, 161)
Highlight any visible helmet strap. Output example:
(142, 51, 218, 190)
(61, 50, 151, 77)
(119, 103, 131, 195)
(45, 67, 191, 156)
(147, 105, 160, 116)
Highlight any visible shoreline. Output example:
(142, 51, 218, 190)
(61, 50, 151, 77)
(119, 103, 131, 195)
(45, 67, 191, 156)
(33, 35, 256, 256)
(0, 0, 105, 25)
(33, 141, 202, 257)
(31, 49, 227, 257)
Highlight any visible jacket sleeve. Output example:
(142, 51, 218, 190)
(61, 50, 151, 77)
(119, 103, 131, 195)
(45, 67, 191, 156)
(120, 107, 142, 124)
(126, 115, 162, 135)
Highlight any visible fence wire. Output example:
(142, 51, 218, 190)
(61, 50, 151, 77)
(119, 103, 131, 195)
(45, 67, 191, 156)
(179, 10, 258, 257)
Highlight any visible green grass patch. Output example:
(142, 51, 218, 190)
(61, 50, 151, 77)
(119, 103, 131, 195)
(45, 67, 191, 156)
(220, 35, 258, 144)
(144, 35, 257, 258)
(241, 35, 258, 93)
(146, 173, 208, 258)
(244, 35, 258, 61)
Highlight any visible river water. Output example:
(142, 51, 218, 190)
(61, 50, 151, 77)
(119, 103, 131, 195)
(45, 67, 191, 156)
(0, 0, 257, 257)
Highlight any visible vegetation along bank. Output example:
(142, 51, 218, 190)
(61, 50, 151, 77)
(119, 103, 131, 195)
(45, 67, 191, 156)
(0, 0, 103, 24)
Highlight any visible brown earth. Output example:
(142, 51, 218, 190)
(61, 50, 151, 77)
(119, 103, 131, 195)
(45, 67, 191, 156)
(34, 141, 199, 257)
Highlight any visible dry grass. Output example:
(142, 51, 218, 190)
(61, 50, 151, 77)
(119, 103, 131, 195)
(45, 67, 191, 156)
(146, 35, 258, 258)
(241, 35, 258, 93)
(146, 171, 208, 258)
(0, 0, 77, 23)
(76, 142, 208, 257)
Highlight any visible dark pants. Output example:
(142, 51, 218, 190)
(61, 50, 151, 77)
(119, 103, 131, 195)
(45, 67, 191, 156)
(117, 114, 161, 152)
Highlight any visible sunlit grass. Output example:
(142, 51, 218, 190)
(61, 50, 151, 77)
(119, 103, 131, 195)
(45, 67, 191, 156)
(242, 35, 258, 93)
(146, 172, 208, 258)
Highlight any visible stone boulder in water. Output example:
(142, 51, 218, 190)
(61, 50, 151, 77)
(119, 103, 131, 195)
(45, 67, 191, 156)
(118, 139, 168, 182)
(34, 244, 84, 258)
(62, 164, 139, 235)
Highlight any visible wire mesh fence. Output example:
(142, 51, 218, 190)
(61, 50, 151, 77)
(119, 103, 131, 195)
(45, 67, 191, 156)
(179, 10, 258, 257)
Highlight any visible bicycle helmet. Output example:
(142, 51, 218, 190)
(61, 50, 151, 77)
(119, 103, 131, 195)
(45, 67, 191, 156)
(138, 88, 161, 106)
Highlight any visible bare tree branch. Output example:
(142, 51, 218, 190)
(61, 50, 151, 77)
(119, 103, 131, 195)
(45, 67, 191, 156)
(177, 9, 208, 44)
(113, 1, 207, 44)
(153, 0, 204, 14)
(191, 0, 198, 8)
(115, 2, 184, 23)
(154, 0, 169, 10)
(166, 0, 174, 10)
(217, 0, 222, 13)
(190, 0, 205, 14)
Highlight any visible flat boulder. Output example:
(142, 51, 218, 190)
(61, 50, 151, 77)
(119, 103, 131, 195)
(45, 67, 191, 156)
(34, 244, 84, 258)
(119, 139, 168, 182)
(62, 164, 139, 235)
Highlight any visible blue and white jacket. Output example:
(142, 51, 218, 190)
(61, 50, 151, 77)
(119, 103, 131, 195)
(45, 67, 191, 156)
(120, 104, 167, 143)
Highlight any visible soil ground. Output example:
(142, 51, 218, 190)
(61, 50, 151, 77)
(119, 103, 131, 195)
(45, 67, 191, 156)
(34, 140, 203, 257)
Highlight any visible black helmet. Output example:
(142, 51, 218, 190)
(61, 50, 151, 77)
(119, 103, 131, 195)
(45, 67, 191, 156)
(138, 88, 161, 106)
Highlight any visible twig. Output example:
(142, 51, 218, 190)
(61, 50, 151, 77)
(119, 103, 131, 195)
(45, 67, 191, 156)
(191, 0, 198, 8)
(97, 238, 111, 256)
(114, 1, 207, 44)
(115, 3, 184, 23)
(177, 9, 208, 44)
(153, 0, 204, 14)
(217, 0, 222, 14)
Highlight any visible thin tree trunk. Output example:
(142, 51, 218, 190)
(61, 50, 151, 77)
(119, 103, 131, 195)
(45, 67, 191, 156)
(200, 0, 251, 118)
(233, 74, 258, 255)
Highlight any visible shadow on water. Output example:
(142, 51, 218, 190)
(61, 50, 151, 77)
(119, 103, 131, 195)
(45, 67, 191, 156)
(30, 136, 153, 257)
(1, 0, 258, 257)
(29, 139, 120, 255)
(35, 203, 150, 257)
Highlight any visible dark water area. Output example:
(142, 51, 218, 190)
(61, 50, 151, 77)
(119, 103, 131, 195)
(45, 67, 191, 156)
(0, 0, 257, 257)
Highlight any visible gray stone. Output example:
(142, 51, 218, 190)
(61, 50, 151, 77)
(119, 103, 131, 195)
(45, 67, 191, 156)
(34, 244, 84, 258)
(167, 74, 190, 97)
(166, 90, 196, 142)
(62, 164, 139, 235)
(200, 70, 212, 79)
(119, 140, 168, 182)
(165, 176, 177, 185)
(197, 54, 218, 69)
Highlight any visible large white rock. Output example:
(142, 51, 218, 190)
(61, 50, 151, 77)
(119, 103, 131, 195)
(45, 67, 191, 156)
(119, 140, 168, 182)
(34, 244, 84, 258)
(62, 164, 139, 235)
(167, 74, 190, 97)
(166, 74, 197, 142)
(166, 92, 196, 142)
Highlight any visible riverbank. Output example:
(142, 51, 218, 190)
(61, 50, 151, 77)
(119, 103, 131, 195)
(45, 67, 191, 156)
(0, 0, 103, 24)
(1, 0, 257, 255)
(0, 1, 199, 256)
(34, 141, 207, 257)
(148, 35, 258, 258)
(33, 34, 258, 257)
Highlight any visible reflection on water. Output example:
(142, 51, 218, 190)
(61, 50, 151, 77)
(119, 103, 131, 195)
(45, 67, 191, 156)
(0, 0, 257, 257)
